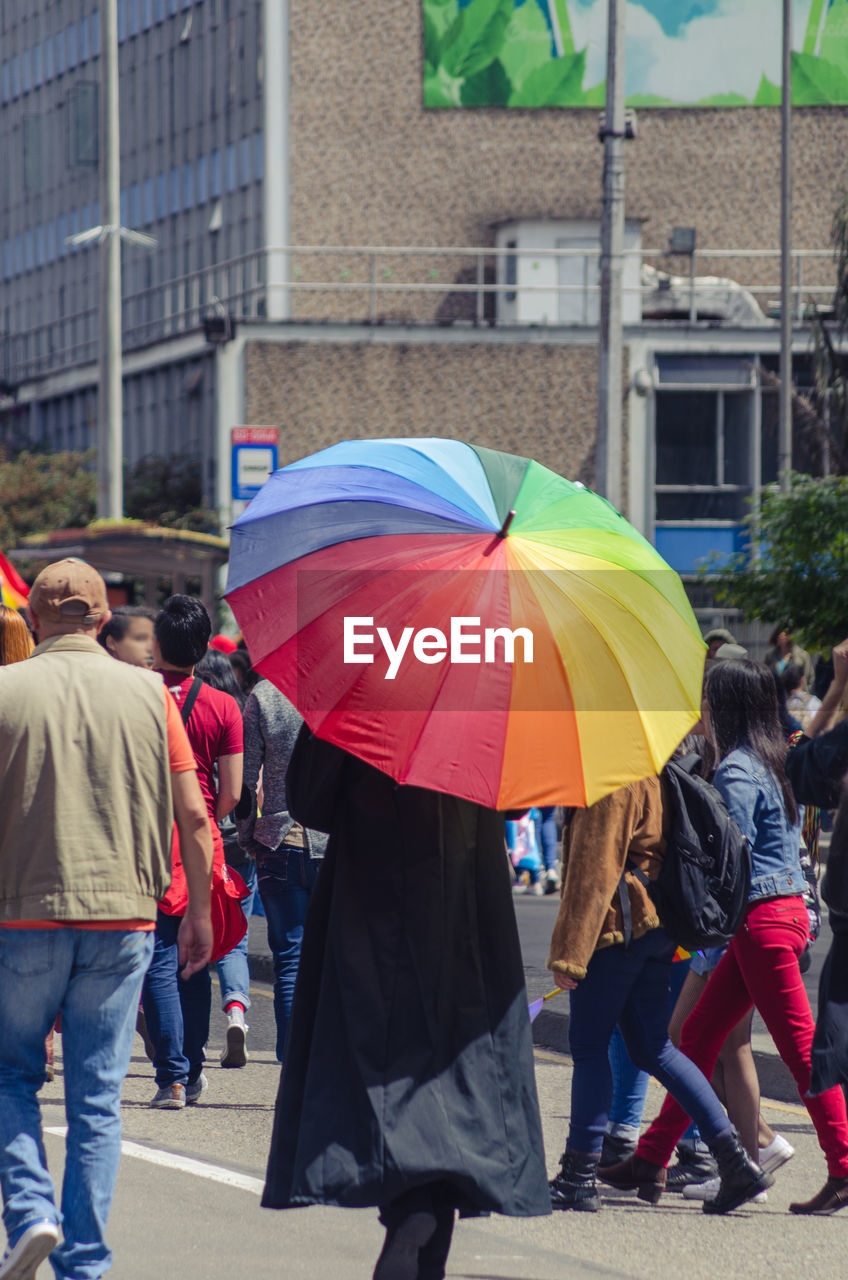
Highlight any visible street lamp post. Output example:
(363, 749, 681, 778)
(596, 0, 627, 511)
(779, 0, 793, 490)
(98, 0, 122, 520)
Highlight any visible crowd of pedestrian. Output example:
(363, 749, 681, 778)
(2, 565, 848, 1280)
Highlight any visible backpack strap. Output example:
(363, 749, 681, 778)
(617, 874, 633, 949)
(179, 676, 203, 726)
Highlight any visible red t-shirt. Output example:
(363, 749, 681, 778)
(156, 673, 243, 822)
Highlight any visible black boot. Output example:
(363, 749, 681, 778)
(702, 1129, 773, 1215)
(599, 1130, 637, 1169)
(666, 1140, 718, 1191)
(549, 1151, 602, 1212)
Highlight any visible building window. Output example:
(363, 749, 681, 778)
(23, 114, 43, 191)
(67, 81, 99, 166)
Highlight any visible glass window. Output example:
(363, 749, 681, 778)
(129, 0, 139, 38)
(210, 149, 221, 197)
(157, 172, 167, 219)
(723, 393, 753, 486)
(21, 48, 31, 94)
(25, 230, 34, 271)
(183, 160, 193, 209)
(94, 200, 102, 224)
(44, 36, 54, 81)
(239, 136, 251, 186)
(656, 392, 717, 486)
(2, 240, 9, 281)
(23, 115, 43, 192)
(2, 62, 10, 104)
(196, 155, 207, 203)
(92, 11, 101, 56)
(46, 220, 56, 261)
(656, 355, 754, 387)
(143, 177, 154, 224)
(118, 1, 127, 43)
(58, 215, 67, 255)
(55, 31, 65, 76)
(11, 55, 20, 98)
(144, 0, 154, 30)
(14, 233, 23, 274)
(156, 0, 166, 22)
(170, 166, 180, 213)
(254, 131, 263, 182)
(120, 189, 129, 225)
(80, 17, 88, 62)
(66, 82, 99, 166)
(129, 183, 140, 226)
(225, 143, 236, 192)
(67, 22, 78, 70)
(33, 42, 42, 87)
(36, 225, 45, 267)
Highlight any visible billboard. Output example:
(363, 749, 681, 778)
(422, 0, 848, 108)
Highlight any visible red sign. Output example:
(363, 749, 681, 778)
(231, 427, 279, 445)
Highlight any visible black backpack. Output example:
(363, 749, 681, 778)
(620, 755, 751, 953)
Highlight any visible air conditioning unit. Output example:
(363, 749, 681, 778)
(494, 219, 642, 327)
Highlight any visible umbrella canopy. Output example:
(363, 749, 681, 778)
(226, 438, 705, 810)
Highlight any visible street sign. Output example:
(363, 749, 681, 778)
(231, 427, 278, 501)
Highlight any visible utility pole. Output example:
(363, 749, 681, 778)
(596, 0, 627, 511)
(98, 0, 122, 520)
(778, 0, 793, 489)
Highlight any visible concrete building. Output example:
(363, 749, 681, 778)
(2, 0, 847, 625)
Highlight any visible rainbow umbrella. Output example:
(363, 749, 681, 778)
(0, 551, 29, 610)
(226, 438, 705, 810)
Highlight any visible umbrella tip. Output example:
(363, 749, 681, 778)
(498, 509, 517, 538)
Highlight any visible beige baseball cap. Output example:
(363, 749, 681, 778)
(29, 558, 109, 628)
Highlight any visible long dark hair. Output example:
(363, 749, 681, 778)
(195, 646, 246, 710)
(706, 659, 798, 824)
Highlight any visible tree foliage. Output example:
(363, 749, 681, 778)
(0, 448, 219, 550)
(710, 474, 848, 652)
(0, 448, 96, 548)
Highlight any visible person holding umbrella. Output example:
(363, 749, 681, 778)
(226, 438, 713, 1277)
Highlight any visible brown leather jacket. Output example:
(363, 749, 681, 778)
(547, 775, 668, 981)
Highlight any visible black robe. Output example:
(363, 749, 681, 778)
(261, 730, 551, 1219)
(810, 793, 848, 1095)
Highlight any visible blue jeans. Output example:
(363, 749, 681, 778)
(215, 856, 257, 1011)
(538, 806, 559, 874)
(568, 929, 730, 1156)
(258, 846, 319, 1063)
(141, 911, 210, 1087)
(0, 927, 153, 1280)
(607, 953, 691, 1132)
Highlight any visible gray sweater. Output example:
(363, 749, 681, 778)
(235, 679, 327, 861)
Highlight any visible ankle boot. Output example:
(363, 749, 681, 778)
(597, 1152, 666, 1205)
(789, 1176, 848, 1215)
(703, 1129, 772, 1215)
(417, 1201, 456, 1279)
(549, 1151, 602, 1212)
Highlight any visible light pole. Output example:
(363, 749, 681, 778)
(778, 0, 793, 489)
(596, 0, 627, 511)
(99, 0, 122, 520)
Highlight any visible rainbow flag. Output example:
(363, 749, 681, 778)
(0, 551, 29, 609)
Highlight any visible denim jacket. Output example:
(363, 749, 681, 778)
(713, 746, 806, 903)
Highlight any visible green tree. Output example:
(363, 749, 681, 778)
(710, 474, 848, 652)
(0, 448, 96, 548)
(123, 454, 219, 534)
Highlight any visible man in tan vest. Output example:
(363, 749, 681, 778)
(0, 558, 213, 1280)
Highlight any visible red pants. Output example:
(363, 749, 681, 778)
(638, 896, 848, 1177)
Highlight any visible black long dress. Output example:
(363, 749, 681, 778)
(261, 729, 551, 1219)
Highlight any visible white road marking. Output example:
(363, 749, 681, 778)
(44, 1128, 264, 1196)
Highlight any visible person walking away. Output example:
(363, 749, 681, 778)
(605, 659, 848, 1214)
(235, 680, 327, 1065)
(195, 647, 256, 1066)
(0, 558, 212, 1280)
(547, 767, 768, 1215)
(143, 595, 244, 1108)
(262, 729, 550, 1280)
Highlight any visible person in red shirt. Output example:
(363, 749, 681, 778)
(141, 595, 244, 1109)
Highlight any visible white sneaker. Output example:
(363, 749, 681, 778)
(683, 1176, 767, 1204)
(0, 1219, 59, 1280)
(529, 880, 545, 896)
(544, 867, 561, 895)
(759, 1133, 795, 1175)
(220, 1006, 248, 1068)
(185, 1072, 209, 1105)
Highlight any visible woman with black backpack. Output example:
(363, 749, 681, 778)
(604, 659, 848, 1215)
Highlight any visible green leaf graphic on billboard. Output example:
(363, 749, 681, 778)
(508, 49, 587, 106)
(792, 50, 848, 105)
(441, 0, 512, 80)
(499, 0, 554, 92)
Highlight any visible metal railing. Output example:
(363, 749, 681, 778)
(2, 244, 839, 386)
